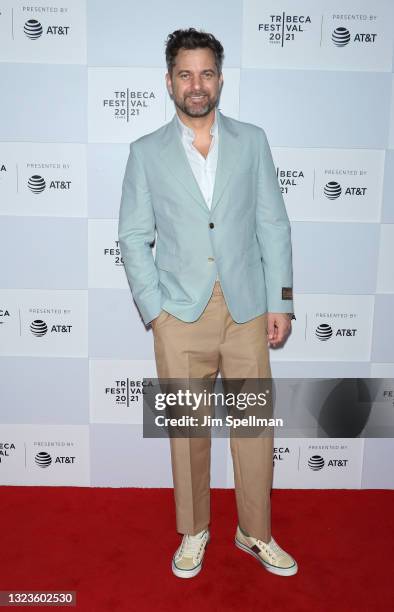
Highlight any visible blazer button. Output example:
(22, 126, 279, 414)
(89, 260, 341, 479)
(209, 222, 214, 228)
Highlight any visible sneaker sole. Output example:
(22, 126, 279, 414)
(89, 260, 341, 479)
(235, 537, 298, 576)
(171, 533, 210, 579)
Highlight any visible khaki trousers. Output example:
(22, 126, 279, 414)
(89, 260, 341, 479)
(153, 280, 273, 542)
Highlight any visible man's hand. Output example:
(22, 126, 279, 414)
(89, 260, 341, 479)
(266, 313, 292, 348)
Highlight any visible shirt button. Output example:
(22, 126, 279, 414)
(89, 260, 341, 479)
(207, 256, 215, 262)
(209, 222, 214, 228)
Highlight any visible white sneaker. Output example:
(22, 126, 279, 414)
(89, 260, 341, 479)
(172, 528, 210, 578)
(235, 525, 298, 576)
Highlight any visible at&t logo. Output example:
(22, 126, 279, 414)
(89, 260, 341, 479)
(30, 320, 72, 337)
(324, 181, 367, 200)
(27, 175, 71, 194)
(315, 324, 357, 341)
(308, 454, 348, 470)
(35, 451, 75, 467)
(23, 20, 70, 39)
(331, 27, 377, 47)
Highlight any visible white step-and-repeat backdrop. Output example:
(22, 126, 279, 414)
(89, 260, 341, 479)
(1, 0, 394, 489)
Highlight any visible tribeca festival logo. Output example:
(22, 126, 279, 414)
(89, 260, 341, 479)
(105, 378, 152, 407)
(0, 308, 11, 327)
(276, 166, 305, 196)
(258, 13, 312, 45)
(314, 311, 358, 342)
(0, 442, 16, 464)
(23, 19, 70, 40)
(102, 88, 156, 122)
(104, 240, 123, 267)
(273, 446, 290, 467)
(34, 441, 76, 468)
(27, 175, 71, 195)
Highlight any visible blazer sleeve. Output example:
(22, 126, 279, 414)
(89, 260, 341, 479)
(255, 128, 294, 314)
(118, 142, 162, 325)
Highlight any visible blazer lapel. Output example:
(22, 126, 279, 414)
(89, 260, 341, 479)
(210, 110, 241, 214)
(158, 109, 241, 215)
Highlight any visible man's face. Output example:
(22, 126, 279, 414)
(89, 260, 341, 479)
(166, 47, 223, 118)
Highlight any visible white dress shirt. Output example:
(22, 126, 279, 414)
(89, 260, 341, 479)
(175, 109, 218, 210)
(175, 109, 219, 279)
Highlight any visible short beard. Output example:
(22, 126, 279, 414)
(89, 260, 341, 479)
(173, 95, 218, 118)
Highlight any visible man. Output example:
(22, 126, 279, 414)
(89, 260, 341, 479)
(118, 28, 297, 578)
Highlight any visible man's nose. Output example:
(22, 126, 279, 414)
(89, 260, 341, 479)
(190, 76, 203, 90)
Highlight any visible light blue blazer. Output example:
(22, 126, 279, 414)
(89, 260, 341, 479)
(118, 109, 294, 326)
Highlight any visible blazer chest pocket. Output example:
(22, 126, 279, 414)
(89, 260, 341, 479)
(155, 250, 180, 273)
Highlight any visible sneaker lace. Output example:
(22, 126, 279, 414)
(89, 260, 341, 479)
(179, 532, 207, 560)
(256, 536, 285, 561)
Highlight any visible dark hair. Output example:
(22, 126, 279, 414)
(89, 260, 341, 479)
(165, 28, 224, 76)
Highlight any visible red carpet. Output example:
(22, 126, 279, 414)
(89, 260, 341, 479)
(0, 487, 392, 611)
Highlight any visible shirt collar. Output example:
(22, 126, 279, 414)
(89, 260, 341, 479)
(175, 108, 218, 141)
